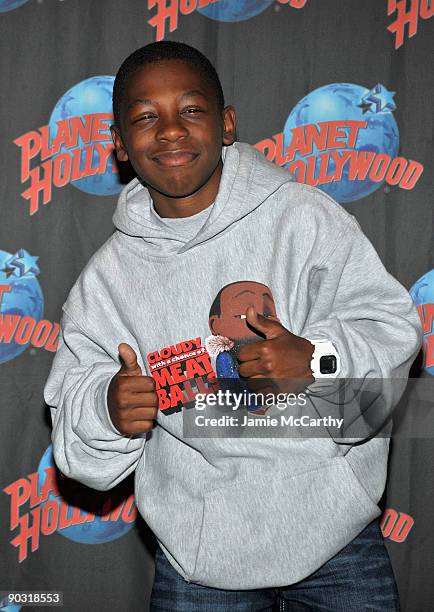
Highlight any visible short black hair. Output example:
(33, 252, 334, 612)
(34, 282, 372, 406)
(112, 41, 225, 128)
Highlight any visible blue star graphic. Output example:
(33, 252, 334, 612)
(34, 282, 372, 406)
(358, 100, 373, 114)
(0, 265, 16, 278)
(6, 249, 40, 278)
(361, 84, 396, 114)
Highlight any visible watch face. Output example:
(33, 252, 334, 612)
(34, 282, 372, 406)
(319, 355, 337, 374)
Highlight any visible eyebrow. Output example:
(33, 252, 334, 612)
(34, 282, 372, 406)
(234, 290, 272, 299)
(182, 90, 208, 100)
(127, 90, 208, 110)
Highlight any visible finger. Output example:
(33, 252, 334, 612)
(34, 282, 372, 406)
(128, 406, 159, 421)
(237, 343, 263, 362)
(119, 376, 156, 393)
(118, 408, 158, 434)
(238, 359, 266, 378)
(123, 393, 159, 409)
(245, 307, 286, 340)
(118, 343, 142, 376)
(126, 420, 156, 436)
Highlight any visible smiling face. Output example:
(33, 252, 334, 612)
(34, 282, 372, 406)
(111, 59, 236, 217)
(209, 281, 279, 342)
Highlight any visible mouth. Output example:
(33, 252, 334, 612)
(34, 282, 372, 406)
(152, 150, 199, 167)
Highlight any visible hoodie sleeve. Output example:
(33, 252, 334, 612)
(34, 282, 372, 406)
(43, 309, 146, 491)
(301, 215, 423, 444)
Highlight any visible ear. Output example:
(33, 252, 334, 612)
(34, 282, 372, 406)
(110, 125, 129, 162)
(209, 314, 221, 335)
(221, 105, 237, 146)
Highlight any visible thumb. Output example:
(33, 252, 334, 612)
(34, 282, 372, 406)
(118, 343, 142, 376)
(245, 307, 285, 340)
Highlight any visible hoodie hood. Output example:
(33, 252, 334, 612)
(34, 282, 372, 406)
(112, 141, 292, 256)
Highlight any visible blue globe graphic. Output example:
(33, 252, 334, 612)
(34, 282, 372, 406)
(283, 83, 399, 203)
(37, 446, 134, 544)
(0, 250, 44, 364)
(410, 269, 434, 375)
(48, 76, 121, 197)
(0, 598, 21, 612)
(0, 0, 28, 12)
(197, 0, 273, 22)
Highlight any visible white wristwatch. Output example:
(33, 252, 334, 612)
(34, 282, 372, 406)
(307, 338, 340, 380)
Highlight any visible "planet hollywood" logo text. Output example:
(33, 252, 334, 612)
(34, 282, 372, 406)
(0, 249, 58, 358)
(14, 113, 115, 215)
(147, 0, 308, 41)
(0, 286, 58, 352)
(387, 0, 434, 49)
(3, 467, 136, 562)
(380, 507, 414, 542)
(255, 120, 423, 193)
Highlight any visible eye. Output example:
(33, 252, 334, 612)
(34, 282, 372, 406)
(133, 113, 157, 123)
(182, 107, 203, 115)
(234, 314, 247, 319)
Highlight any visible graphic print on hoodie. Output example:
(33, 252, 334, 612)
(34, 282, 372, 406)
(147, 279, 278, 416)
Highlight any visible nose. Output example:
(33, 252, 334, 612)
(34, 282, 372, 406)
(156, 114, 189, 142)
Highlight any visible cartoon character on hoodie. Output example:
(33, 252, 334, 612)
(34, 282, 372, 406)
(205, 280, 279, 414)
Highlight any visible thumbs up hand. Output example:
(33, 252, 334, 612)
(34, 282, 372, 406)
(117, 342, 143, 376)
(107, 343, 159, 436)
(236, 307, 315, 394)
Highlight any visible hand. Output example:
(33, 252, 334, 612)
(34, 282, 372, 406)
(236, 307, 315, 394)
(107, 343, 158, 436)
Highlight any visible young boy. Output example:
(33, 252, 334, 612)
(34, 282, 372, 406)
(44, 41, 422, 611)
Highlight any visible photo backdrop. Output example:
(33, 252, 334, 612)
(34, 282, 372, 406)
(0, 1, 433, 610)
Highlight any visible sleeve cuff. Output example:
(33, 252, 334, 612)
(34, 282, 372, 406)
(94, 371, 126, 437)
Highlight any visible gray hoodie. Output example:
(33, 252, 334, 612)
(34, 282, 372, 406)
(44, 142, 422, 590)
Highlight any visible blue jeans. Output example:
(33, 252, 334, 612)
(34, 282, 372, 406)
(149, 519, 399, 611)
